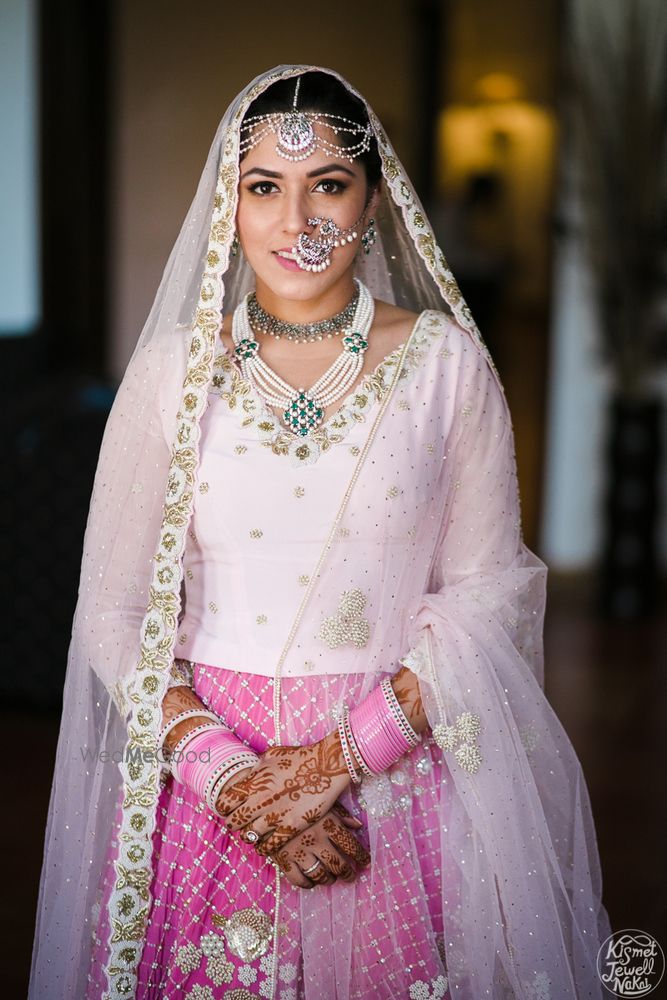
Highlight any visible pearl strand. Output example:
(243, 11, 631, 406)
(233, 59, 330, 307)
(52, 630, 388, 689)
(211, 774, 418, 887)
(232, 280, 375, 436)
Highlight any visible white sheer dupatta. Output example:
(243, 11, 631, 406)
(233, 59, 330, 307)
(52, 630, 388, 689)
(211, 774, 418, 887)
(29, 65, 610, 1000)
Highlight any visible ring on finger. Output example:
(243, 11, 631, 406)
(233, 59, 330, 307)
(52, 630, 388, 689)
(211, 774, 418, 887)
(303, 859, 323, 876)
(241, 829, 260, 845)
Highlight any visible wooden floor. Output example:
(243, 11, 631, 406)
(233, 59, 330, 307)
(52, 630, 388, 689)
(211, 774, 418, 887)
(7, 572, 667, 998)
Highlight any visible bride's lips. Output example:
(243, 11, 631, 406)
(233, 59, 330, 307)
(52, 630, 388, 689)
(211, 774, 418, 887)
(273, 248, 303, 272)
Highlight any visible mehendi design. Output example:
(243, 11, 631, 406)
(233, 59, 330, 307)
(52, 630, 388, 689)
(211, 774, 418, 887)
(324, 818, 371, 866)
(391, 665, 426, 730)
(320, 848, 352, 879)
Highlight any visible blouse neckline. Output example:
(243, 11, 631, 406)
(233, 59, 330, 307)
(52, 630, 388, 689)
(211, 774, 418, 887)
(209, 308, 441, 467)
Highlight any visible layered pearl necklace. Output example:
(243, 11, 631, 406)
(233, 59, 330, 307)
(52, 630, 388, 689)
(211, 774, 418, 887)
(232, 279, 374, 438)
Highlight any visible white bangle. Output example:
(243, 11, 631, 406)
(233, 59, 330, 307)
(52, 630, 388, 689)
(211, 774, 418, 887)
(380, 677, 420, 747)
(337, 708, 362, 784)
(158, 709, 221, 750)
(206, 754, 259, 813)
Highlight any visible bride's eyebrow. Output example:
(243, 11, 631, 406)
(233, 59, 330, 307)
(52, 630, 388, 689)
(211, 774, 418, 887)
(240, 164, 356, 181)
(306, 164, 356, 179)
(240, 167, 282, 181)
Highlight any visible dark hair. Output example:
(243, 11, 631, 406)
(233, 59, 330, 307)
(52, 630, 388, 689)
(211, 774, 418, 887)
(242, 71, 382, 189)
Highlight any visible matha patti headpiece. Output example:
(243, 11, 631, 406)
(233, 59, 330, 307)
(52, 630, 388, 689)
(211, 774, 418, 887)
(240, 75, 373, 163)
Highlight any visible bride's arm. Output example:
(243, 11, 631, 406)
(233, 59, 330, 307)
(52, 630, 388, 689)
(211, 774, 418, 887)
(160, 682, 221, 752)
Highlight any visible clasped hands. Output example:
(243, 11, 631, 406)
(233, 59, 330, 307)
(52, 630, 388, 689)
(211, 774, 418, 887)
(215, 732, 370, 889)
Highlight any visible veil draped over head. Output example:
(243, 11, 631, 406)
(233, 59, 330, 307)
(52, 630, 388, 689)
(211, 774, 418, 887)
(30, 65, 610, 1000)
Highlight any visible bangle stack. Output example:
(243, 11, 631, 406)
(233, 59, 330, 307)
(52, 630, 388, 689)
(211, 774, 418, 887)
(170, 725, 258, 814)
(338, 675, 421, 783)
(158, 709, 221, 755)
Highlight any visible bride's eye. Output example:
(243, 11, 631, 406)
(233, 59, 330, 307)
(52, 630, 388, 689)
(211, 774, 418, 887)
(248, 181, 279, 195)
(314, 179, 346, 194)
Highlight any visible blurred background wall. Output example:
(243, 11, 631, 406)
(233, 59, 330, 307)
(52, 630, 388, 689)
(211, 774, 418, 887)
(2, 0, 666, 995)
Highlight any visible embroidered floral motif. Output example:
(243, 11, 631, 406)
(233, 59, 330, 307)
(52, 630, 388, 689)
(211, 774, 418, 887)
(432, 711, 482, 774)
(238, 965, 258, 986)
(408, 973, 449, 999)
(175, 941, 201, 974)
(200, 931, 226, 957)
(520, 723, 540, 755)
(318, 588, 370, 649)
(184, 986, 215, 1000)
(279, 961, 298, 984)
(214, 907, 272, 963)
(358, 765, 415, 817)
(206, 952, 234, 986)
(524, 971, 552, 1000)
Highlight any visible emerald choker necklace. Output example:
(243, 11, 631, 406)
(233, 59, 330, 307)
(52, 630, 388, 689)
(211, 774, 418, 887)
(247, 285, 360, 344)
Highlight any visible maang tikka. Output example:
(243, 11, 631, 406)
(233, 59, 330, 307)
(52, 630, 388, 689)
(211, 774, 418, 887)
(239, 75, 373, 163)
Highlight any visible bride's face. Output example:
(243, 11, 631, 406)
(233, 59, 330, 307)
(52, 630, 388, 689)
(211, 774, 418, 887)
(236, 123, 377, 306)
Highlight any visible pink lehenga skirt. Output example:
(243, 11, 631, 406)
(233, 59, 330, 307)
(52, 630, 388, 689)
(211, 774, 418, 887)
(87, 664, 455, 1000)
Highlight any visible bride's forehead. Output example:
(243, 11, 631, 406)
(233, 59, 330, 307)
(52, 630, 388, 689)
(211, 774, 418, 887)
(238, 124, 361, 176)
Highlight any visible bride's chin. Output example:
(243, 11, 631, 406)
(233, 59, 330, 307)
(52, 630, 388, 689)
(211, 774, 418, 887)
(254, 266, 354, 307)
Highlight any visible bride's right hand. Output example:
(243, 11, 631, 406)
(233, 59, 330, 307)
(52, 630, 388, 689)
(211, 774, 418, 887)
(269, 806, 370, 889)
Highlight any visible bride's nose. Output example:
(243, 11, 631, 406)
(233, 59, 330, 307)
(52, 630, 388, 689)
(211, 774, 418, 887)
(283, 189, 314, 237)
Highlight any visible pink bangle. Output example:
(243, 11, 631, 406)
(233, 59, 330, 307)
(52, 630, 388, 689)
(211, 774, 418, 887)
(348, 676, 420, 775)
(172, 726, 257, 801)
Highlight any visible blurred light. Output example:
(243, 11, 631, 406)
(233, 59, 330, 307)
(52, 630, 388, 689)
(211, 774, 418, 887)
(473, 73, 524, 103)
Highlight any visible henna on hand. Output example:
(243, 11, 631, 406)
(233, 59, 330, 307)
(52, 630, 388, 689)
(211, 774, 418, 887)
(267, 807, 369, 890)
(323, 817, 371, 867)
(217, 734, 351, 852)
(389, 665, 429, 735)
(161, 684, 216, 752)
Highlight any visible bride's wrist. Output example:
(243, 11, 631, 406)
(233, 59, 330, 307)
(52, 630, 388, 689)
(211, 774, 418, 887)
(214, 764, 255, 811)
(315, 730, 353, 796)
(318, 729, 352, 786)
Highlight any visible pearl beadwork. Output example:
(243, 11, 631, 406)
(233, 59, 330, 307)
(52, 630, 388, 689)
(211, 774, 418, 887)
(232, 280, 374, 438)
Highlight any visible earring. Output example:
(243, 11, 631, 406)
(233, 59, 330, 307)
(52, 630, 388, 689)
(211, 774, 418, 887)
(361, 218, 376, 255)
(230, 234, 240, 257)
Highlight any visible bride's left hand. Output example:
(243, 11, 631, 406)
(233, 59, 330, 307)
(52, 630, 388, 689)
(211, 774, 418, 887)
(215, 732, 351, 855)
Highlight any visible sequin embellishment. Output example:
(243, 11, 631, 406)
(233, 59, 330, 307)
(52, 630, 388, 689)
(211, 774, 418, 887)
(318, 588, 370, 649)
(212, 907, 273, 963)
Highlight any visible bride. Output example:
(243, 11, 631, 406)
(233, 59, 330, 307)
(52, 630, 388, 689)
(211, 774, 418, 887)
(30, 66, 610, 1000)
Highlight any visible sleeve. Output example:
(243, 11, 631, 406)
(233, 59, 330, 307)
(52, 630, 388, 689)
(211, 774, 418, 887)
(400, 333, 611, 998)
